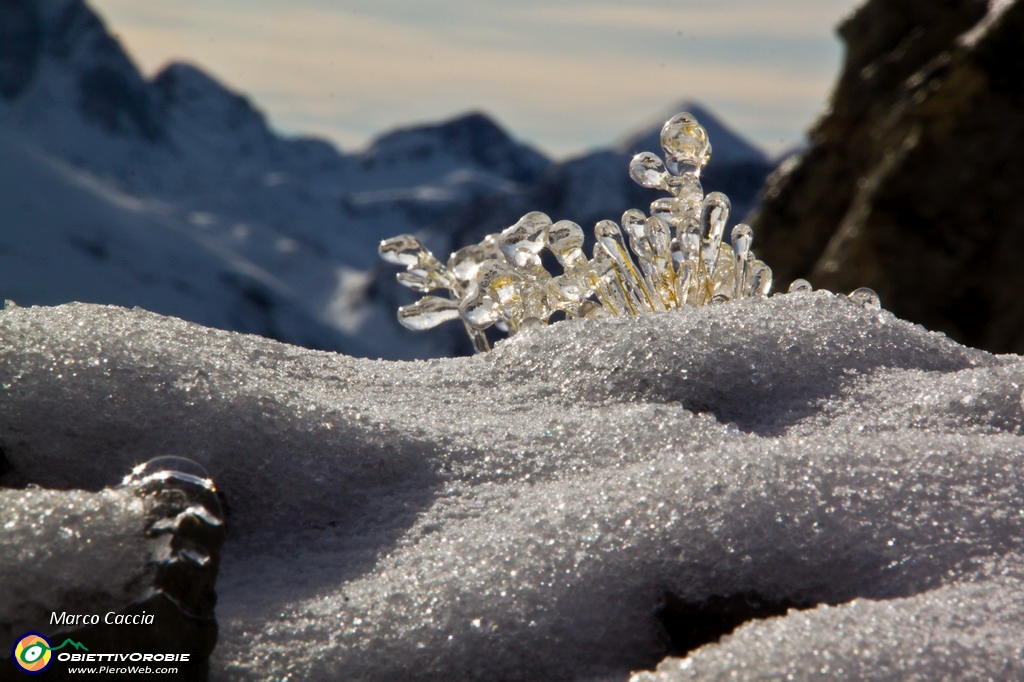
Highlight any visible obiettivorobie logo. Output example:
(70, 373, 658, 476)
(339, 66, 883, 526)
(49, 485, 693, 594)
(11, 630, 192, 675)
(12, 633, 88, 674)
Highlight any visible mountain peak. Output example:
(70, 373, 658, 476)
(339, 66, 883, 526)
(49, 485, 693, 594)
(365, 110, 550, 184)
(154, 61, 266, 130)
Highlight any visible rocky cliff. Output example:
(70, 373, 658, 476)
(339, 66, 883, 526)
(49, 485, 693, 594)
(750, 0, 1024, 353)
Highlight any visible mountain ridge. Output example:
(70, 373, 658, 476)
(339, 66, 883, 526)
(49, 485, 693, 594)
(0, 0, 775, 359)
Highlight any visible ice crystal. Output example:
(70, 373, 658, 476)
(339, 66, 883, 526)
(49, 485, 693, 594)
(380, 112, 876, 351)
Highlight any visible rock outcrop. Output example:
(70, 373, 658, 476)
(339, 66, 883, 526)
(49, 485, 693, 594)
(750, 0, 1024, 353)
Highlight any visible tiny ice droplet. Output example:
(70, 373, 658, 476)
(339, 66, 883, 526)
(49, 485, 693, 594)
(701, 192, 731, 245)
(123, 456, 214, 490)
(660, 112, 712, 175)
(629, 152, 668, 189)
(499, 212, 550, 267)
(731, 223, 753, 260)
(620, 209, 648, 242)
(398, 296, 461, 330)
(547, 219, 583, 250)
(378, 234, 425, 267)
(849, 287, 881, 310)
(788, 278, 813, 294)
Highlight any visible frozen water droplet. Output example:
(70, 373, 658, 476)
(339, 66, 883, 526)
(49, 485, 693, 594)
(665, 172, 703, 202)
(396, 270, 439, 292)
(629, 152, 668, 189)
(460, 292, 502, 329)
(679, 219, 701, 257)
(788, 279, 813, 294)
(731, 223, 753, 261)
(748, 261, 773, 297)
(701, 192, 731, 245)
(123, 456, 214, 490)
(122, 456, 223, 527)
(448, 236, 502, 283)
(398, 296, 461, 330)
(551, 274, 585, 303)
(621, 209, 648, 242)
(520, 317, 544, 330)
(849, 287, 881, 310)
(645, 215, 671, 254)
(378, 234, 425, 267)
(547, 219, 584, 253)
(499, 212, 550, 269)
(661, 112, 712, 176)
(649, 198, 677, 225)
(669, 237, 685, 266)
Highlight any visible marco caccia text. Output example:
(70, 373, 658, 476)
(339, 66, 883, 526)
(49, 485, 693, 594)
(50, 611, 155, 626)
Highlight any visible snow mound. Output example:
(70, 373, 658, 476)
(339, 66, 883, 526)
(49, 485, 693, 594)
(2, 293, 1023, 680)
(0, 487, 149, 640)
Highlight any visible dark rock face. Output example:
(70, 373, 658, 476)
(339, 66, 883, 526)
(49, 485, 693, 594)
(79, 65, 165, 141)
(750, 0, 1024, 353)
(0, 0, 42, 100)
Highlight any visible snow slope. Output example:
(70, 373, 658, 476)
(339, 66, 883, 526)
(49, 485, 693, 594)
(2, 293, 1022, 680)
(0, 130, 378, 355)
(0, 0, 553, 359)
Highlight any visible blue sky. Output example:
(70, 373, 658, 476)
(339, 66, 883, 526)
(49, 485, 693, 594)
(89, 0, 859, 158)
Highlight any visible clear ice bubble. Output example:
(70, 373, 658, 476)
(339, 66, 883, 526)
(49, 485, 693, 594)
(122, 456, 224, 525)
(645, 215, 671, 254)
(621, 209, 648, 243)
(448, 237, 502, 283)
(378, 234, 426, 267)
(788, 279, 814, 294)
(398, 296, 461, 330)
(547, 220, 584, 255)
(459, 287, 502, 329)
(649, 198, 676, 225)
(499, 212, 550, 264)
(123, 456, 214, 490)
(660, 112, 712, 175)
(665, 172, 703, 202)
(679, 219, 702, 256)
(701, 192, 731, 246)
(849, 287, 882, 310)
(551, 274, 586, 303)
(731, 223, 753, 261)
(669, 238, 685, 268)
(396, 270, 439, 292)
(629, 152, 668, 189)
(748, 261, 773, 297)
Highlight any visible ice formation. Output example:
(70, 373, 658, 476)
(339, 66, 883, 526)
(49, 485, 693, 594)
(2, 292, 1024, 680)
(379, 112, 878, 353)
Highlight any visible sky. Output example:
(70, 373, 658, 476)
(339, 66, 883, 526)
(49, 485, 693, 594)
(88, 0, 861, 159)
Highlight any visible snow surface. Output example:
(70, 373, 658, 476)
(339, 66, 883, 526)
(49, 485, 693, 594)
(0, 487, 150, 644)
(2, 293, 1023, 680)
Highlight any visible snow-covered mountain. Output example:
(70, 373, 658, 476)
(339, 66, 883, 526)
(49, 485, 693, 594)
(0, 0, 773, 359)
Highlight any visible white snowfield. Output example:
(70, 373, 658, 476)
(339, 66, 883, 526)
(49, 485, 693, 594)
(1, 293, 1023, 680)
